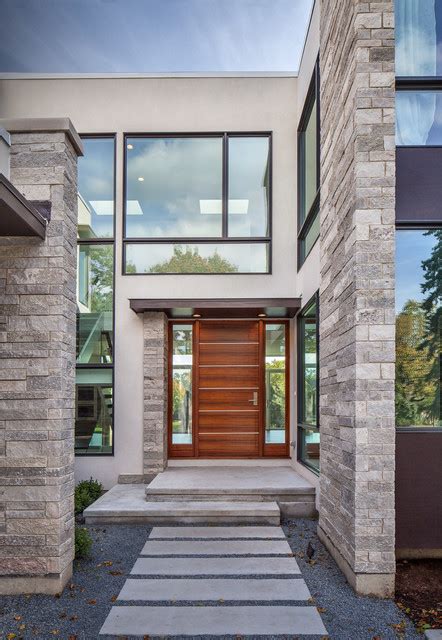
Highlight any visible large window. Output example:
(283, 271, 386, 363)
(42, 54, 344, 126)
(396, 229, 441, 428)
(76, 136, 115, 455)
(265, 324, 287, 445)
(171, 324, 193, 445)
(123, 134, 271, 274)
(298, 60, 320, 267)
(297, 295, 319, 472)
(396, 0, 442, 77)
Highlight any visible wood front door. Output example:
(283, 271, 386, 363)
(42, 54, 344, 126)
(197, 320, 261, 457)
(169, 319, 289, 458)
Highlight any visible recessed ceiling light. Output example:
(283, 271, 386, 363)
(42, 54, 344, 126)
(258, 313, 267, 318)
(138, 176, 144, 182)
(193, 313, 201, 318)
(127, 143, 134, 150)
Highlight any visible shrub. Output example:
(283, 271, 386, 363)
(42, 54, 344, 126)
(75, 526, 92, 559)
(74, 477, 103, 515)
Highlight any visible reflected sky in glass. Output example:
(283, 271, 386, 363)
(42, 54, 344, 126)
(396, 230, 438, 311)
(396, 91, 442, 145)
(396, 0, 442, 76)
(78, 138, 114, 238)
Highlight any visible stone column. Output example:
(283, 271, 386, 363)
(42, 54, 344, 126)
(143, 312, 168, 481)
(318, 2, 396, 596)
(0, 119, 82, 594)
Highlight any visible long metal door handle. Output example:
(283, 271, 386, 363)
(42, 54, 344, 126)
(248, 392, 258, 406)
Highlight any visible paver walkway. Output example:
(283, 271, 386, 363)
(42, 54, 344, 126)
(100, 525, 328, 637)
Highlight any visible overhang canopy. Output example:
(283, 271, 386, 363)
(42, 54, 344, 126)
(129, 297, 302, 319)
(0, 174, 48, 239)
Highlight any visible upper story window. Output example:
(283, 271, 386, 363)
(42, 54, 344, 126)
(78, 137, 115, 239)
(396, 91, 442, 145)
(298, 59, 320, 267)
(396, 0, 442, 77)
(124, 133, 271, 274)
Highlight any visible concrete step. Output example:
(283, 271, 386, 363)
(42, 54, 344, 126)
(85, 496, 280, 525)
(100, 605, 327, 636)
(140, 538, 293, 556)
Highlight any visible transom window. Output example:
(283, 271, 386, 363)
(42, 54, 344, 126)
(123, 133, 271, 274)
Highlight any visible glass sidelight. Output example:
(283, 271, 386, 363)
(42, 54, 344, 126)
(265, 324, 287, 444)
(171, 324, 193, 445)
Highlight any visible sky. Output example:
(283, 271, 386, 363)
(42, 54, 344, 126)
(0, 0, 313, 74)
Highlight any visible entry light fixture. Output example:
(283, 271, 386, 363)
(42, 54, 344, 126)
(138, 176, 144, 182)
(127, 143, 134, 150)
(258, 313, 267, 318)
(193, 313, 201, 318)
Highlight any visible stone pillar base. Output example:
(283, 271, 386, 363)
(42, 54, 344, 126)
(317, 526, 395, 598)
(0, 562, 72, 596)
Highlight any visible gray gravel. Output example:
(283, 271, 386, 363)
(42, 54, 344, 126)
(0, 519, 422, 639)
(283, 518, 422, 640)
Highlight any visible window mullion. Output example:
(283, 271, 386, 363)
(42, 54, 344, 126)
(222, 133, 228, 238)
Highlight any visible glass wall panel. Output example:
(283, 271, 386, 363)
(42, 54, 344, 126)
(396, 229, 441, 427)
(396, 0, 442, 77)
(396, 91, 442, 145)
(303, 208, 320, 259)
(228, 137, 270, 237)
(77, 244, 113, 364)
(301, 99, 318, 224)
(78, 137, 114, 239)
(265, 324, 286, 444)
(75, 368, 113, 454)
(172, 325, 193, 445)
(298, 297, 319, 471)
(125, 242, 269, 274)
(125, 137, 223, 238)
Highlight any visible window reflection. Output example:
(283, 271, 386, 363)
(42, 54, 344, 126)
(298, 297, 320, 471)
(301, 99, 318, 223)
(396, 91, 442, 145)
(172, 325, 193, 445)
(396, 230, 442, 427)
(75, 369, 113, 454)
(265, 324, 286, 444)
(78, 137, 114, 239)
(228, 137, 270, 237)
(396, 0, 442, 77)
(125, 137, 223, 238)
(125, 242, 269, 274)
(77, 244, 113, 364)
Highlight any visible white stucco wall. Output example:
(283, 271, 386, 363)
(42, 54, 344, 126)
(0, 75, 310, 487)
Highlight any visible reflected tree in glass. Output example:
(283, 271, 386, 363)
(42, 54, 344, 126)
(172, 325, 193, 444)
(265, 324, 286, 444)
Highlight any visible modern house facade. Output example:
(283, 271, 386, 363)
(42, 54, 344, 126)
(0, 0, 440, 598)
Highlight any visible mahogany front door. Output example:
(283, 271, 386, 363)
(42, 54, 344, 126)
(169, 320, 289, 458)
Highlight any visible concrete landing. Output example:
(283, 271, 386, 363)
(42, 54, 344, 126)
(84, 484, 279, 524)
(146, 465, 316, 517)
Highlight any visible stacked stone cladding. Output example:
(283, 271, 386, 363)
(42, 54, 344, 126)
(143, 312, 168, 480)
(0, 131, 78, 591)
(319, 0, 396, 584)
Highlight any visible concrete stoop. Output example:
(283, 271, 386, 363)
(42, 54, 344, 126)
(84, 466, 316, 525)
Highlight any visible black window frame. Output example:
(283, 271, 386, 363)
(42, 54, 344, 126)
(76, 133, 116, 457)
(298, 59, 320, 269)
(297, 291, 320, 474)
(122, 131, 272, 275)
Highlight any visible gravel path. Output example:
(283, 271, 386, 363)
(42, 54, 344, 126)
(0, 519, 422, 639)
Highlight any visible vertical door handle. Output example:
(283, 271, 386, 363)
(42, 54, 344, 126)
(248, 391, 258, 406)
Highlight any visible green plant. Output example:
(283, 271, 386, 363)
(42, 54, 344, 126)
(74, 477, 103, 515)
(75, 526, 92, 559)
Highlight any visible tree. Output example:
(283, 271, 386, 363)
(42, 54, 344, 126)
(149, 246, 238, 274)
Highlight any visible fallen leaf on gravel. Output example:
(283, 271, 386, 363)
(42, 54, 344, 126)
(143, 636, 150, 640)
(317, 607, 327, 613)
(219, 598, 224, 603)
(59, 612, 67, 619)
(69, 615, 78, 621)
(68, 635, 78, 640)
(109, 570, 123, 576)
(13, 616, 21, 621)
(110, 595, 118, 602)
(50, 630, 59, 636)
(87, 599, 97, 605)
(6, 633, 16, 640)
(18, 624, 26, 630)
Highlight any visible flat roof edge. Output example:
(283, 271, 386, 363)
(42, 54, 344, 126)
(0, 71, 298, 79)
(0, 117, 83, 156)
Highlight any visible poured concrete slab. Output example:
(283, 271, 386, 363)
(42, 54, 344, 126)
(140, 538, 292, 555)
(149, 525, 286, 539)
(84, 485, 280, 524)
(100, 605, 327, 636)
(146, 465, 315, 498)
(118, 577, 311, 601)
(131, 556, 300, 576)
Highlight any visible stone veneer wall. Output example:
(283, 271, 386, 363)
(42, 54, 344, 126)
(143, 312, 168, 481)
(318, 1, 396, 596)
(0, 127, 80, 593)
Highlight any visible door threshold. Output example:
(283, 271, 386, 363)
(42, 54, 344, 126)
(167, 459, 293, 467)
